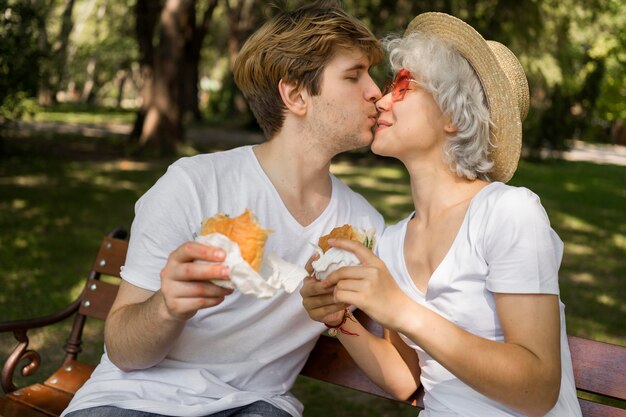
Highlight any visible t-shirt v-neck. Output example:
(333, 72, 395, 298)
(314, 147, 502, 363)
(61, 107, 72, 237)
(248, 146, 337, 232)
(398, 184, 493, 298)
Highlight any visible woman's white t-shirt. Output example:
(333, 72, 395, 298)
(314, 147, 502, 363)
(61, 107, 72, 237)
(62, 146, 384, 417)
(377, 182, 582, 417)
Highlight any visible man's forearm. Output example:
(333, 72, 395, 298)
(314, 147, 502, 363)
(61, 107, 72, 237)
(104, 291, 187, 372)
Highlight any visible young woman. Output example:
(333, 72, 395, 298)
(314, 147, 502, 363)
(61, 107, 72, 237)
(301, 12, 582, 417)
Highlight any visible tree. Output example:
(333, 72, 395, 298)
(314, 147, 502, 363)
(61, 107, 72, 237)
(0, 0, 42, 120)
(181, 0, 219, 121)
(136, 0, 190, 154)
(130, 0, 221, 155)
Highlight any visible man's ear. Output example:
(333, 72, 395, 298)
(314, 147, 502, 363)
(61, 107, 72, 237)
(278, 79, 307, 116)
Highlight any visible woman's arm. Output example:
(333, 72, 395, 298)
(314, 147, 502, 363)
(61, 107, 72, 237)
(395, 292, 561, 417)
(323, 239, 561, 417)
(300, 276, 420, 399)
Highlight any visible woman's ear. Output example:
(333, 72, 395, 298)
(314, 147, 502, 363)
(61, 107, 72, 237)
(443, 115, 458, 134)
(278, 79, 307, 116)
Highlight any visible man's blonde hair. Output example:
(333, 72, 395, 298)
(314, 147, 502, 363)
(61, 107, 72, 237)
(233, 1, 383, 138)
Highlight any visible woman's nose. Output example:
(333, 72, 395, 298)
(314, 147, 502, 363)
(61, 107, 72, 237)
(375, 92, 392, 112)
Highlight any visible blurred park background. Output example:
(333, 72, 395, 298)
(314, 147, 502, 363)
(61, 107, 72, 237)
(1, 0, 625, 415)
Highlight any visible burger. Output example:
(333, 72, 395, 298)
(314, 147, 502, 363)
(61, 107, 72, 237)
(200, 209, 271, 271)
(317, 224, 375, 253)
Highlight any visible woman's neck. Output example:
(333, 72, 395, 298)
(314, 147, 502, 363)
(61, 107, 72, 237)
(408, 164, 487, 226)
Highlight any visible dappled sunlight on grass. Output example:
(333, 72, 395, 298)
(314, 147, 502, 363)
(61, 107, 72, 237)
(12, 199, 27, 209)
(100, 160, 160, 172)
(566, 272, 596, 284)
(332, 160, 413, 223)
(563, 181, 584, 192)
(69, 170, 147, 192)
(596, 293, 618, 308)
(564, 242, 594, 256)
(70, 279, 88, 301)
(567, 312, 626, 346)
(0, 136, 170, 321)
(0, 175, 54, 187)
(554, 212, 599, 234)
(332, 161, 407, 179)
(613, 233, 626, 250)
(12, 236, 29, 249)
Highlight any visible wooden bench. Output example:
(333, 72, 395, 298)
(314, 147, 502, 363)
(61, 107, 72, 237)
(1, 229, 625, 417)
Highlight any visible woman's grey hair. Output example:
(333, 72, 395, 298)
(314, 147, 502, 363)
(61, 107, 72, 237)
(384, 32, 493, 181)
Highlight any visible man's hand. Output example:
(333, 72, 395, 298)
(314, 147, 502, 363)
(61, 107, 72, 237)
(301, 276, 347, 325)
(159, 241, 234, 321)
(301, 252, 346, 325)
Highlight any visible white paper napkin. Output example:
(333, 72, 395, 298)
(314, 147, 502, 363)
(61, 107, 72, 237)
(311, 245, 360, 281)
(195, 233, 308, 299)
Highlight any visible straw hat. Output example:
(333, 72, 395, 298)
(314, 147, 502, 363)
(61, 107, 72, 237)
(405, 12, 529, 183)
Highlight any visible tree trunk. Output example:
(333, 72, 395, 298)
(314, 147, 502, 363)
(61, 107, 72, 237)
(224, 0, 257, 116)
(34, 1, 54, 106)
(54, 0, 76, 95)
(138, 0, 192, 155)
(129, 0, 162, 143)
(81, 58, 98, 104)
(116, 70, 128, 108)
(181, 0, 218, 122)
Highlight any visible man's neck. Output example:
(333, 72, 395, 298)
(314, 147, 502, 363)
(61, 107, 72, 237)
(253, 135, 333, 227)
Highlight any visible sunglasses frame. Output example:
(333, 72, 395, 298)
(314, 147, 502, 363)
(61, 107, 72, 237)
(383, 69, 419, 102)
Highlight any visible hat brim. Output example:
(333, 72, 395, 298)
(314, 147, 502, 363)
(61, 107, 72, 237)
(405, 13, 522, 183)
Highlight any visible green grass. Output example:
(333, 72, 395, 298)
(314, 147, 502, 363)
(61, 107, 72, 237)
(0, 126, 624, 415)
(32, 103, 136, 125)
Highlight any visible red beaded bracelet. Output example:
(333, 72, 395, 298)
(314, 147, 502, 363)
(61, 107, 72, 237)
(324, 308, 358, 337)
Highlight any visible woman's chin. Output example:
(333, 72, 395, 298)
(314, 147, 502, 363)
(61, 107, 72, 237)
(371, 138, 391, 157)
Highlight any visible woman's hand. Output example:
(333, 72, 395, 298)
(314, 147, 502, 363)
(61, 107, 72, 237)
(320, 238, 411, 331)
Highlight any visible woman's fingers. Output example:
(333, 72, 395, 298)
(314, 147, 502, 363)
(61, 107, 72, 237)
(327, 238, 378, 264)
(321, 265, 372, 288)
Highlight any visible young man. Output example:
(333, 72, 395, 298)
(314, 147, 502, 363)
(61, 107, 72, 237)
(62, 2, 384, 417)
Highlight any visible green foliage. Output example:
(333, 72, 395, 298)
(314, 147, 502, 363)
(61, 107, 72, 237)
(0, 0, 42, 119)
(62, 0, 138, 104)
(13, 0, 622, 148)
(521, 0, 626, 146)
(0, 92, 40, 120)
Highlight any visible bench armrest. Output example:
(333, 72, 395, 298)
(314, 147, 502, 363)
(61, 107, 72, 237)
(1, 298, 82, 394)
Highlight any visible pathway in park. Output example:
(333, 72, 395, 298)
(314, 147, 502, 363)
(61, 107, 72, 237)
(7, 120, 626, 167)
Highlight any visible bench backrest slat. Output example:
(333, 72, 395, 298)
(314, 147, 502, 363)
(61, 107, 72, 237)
(568, 335, 626, 401)
(77, 236, 127, 321)
(78, 280, 120, 320)
(89, 236, 128, 279)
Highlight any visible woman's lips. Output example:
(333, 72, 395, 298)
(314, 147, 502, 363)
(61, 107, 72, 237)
(375, 119, 391, 132)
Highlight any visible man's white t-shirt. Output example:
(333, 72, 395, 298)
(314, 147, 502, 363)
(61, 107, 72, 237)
(377, 182, 582, 417)
(62, 146, 384, 417)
